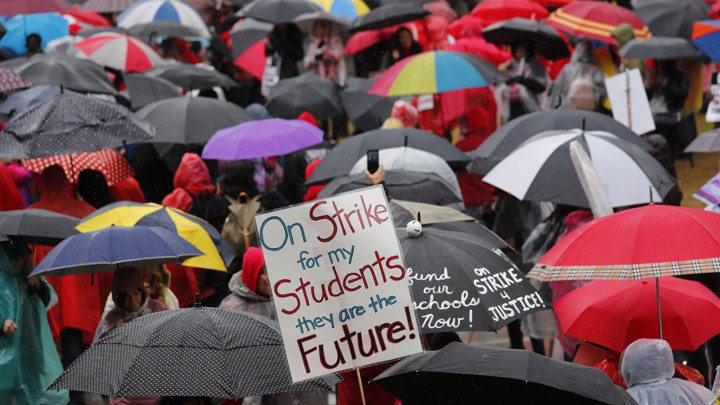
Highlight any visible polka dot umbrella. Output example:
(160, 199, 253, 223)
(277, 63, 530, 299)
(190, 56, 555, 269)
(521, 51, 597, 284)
(22, 149, 134, 186)
(48, 303, 341, 399)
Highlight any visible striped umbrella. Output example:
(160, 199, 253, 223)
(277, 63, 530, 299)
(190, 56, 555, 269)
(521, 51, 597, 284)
(369, 50, 506, 96)
(22, 149, 134, 186)
(310, 0, 370, 20)
(0, 66, 30, 95)
(547, 1, 651, 45)
(692, 20, 720, 62)
(117, 0, 211, 38)
(74, 33, 163, 72)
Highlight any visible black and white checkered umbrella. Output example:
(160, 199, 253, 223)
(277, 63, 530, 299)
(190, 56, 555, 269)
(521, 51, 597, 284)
(49, 305, 340, 399)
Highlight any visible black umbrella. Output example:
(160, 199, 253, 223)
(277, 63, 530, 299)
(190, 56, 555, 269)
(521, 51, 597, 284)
(306, 128, 470, 185)
(373, 342, 638, 405)
(399, 226, 545, 332)
(468, 109, 652, 175)
(340, 77, 396, 132)
(0, 91, 154, 159)
(482, 18, 571, 60)
(49, 304, 340, 398)
(619, 37, 701, 60)
(389, 199, 475, 226)
(243, 0, 323, 24)
(230, 18, 273, 59)
(137, 96, 253, 145)
(2, 55, 115, 94)
(319, 170, 463, 205)
(266, 72, 343, 120)
(76, 26, 127, 38)
(124, 73, 182, 110)
(127, 21, 201, 44)
(145, 64, 238, 90)
(632, 0, 712, 40)
(0, 209, 79, 245)
(0, 22, 6, 39)
(350, 3, 430, 32)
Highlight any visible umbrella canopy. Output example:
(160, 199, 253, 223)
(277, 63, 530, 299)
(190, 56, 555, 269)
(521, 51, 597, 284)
(243, 0, 323, 24)
(691, 19, 720, 63)
(619, 37, 701, 60)
(310, 0, 370, 20)
(483, 129, 676, 208)
(470, 0, 549, 24)
(118, 0, 211, 38)
(555, 277, 720, 352)
(136, 96, 253, 145)
(0, 85, 62, 117)
(0, 209, 79, 245)
(349, 3, 430, 32)
(481, 18, 571, 61)
(389, 199, 475, 225)
(74, 33, 163, 72)
(0, 66, 30, 95)
(445, 38, 512, 67)
(373, 342, 636, 405)
(399, 226, 546, 332)
(202, 118, 323, 161)
(547, 1, 651, 45)
(423, 1, 458, 22)
(30, 226, 202, 276)
(127, 20, 201, 44)
(684, 128, 720, 153)
(230, 18, 273, 58)
(529, 204, 720, 281)
(319, 170, 462, 206)
(266, 72, 343, 119)
(0, 14, 69, 56)
(82, 0, 138, 12)
(3, 55, 115, 94)
(369, 51, 506, 96)
(0, 92, 154, 159)
(77, 26, 128, 37)
(306, 128, 470, 185)
(49, 306, 340, 398)
(124, 73, 182, 110)
(632, 0, 712, 40)
(340, 77, 396, 132)
(145, 64, 238, 90)
(468, 109, 652, 175)
(43, 35, 85, 57)
(22, 149, 134, 186)
(4, 0, 71, 14)
(77, 202, 233, 271)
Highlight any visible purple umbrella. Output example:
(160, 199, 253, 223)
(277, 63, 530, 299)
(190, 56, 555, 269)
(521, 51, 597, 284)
(201, 118, 324, 160)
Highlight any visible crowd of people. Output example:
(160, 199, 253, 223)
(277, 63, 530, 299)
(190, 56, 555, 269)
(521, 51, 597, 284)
(1, 0, 720, 404)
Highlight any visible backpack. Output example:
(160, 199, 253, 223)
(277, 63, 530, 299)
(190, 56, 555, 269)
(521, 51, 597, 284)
(222, 192, 263, 258)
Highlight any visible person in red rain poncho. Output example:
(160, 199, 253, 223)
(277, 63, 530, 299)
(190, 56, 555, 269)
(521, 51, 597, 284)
(162, 153, 216, 307)
(0, 161, 26, 211)
(28, 165, 100, 405)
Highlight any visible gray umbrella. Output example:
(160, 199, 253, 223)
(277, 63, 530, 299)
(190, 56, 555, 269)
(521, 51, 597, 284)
(145, 64, 239, 90)
(340, 77, 396, 132)
(319, 170, 463, 206)
(2, 55, 115, 94)
(124, 73, 182, 110)
(619, 37, 701, 60)
(350, 3, 429, 32)
(0, 91, 154, 159)
(76, 26, 127, 38)
(684, 128, 720, 153)
(230, 18, 273, 59)
(243, 0, 323, 24)
(49, 305, 340, 398)
(266, 72, 343, 120)
(632, 0, 711, 40)
(0, 209, 78, 246)
(127, 21, 201, 44)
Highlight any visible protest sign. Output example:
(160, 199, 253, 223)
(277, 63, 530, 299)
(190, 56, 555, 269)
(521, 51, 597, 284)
(605, 69, 655, 135)
(256, 186, 422, 382)
(402, 226, 547, 333)
(694, 171, 720, 208)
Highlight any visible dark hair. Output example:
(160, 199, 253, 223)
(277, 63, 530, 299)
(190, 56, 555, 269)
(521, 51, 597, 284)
(26, 33, 41, 42)
(117, 287, 146, 312)
(220, 160, 258, 200)
(511, 39, 535, 58)
(77, 169, 115, 209)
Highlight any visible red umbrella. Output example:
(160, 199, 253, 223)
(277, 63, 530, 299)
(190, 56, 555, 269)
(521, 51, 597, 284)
(423, 0, 458, 22)
(448, 15, 488, 39)
(233, 39, 266, 80)
(446, 38, 512, 66)
(62, 9, 111, 27)
(471, 0, 549, 24)
(74, 33, 162, 72)
(22, 149, 134, 186)
(5, 0, 71, 14)
(555, 277, 720, 352)
(530, 204, 720, 281)
(547, 1, 651, 45)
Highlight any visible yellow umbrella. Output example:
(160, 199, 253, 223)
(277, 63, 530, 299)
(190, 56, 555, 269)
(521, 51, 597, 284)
(76, 202, 229, 271)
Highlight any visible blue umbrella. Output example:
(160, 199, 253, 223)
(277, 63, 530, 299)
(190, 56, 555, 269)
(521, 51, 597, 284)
(0, 14, 69, 56)
(30, 226, 203, 276)
(0, 85, 65, 117)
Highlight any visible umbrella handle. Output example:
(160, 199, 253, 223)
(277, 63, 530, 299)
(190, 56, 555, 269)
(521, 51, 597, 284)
(656, 277, 663, 340)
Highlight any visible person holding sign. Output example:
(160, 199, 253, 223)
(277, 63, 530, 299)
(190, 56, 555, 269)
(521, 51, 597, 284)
(645, 59, 689, 158)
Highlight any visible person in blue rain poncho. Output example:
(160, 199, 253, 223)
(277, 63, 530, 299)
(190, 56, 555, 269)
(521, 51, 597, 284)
(0, 237, 69, 405)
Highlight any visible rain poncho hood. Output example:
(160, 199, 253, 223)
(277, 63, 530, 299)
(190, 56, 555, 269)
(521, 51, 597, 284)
(161, 153, 215, 213)
(547, 40, 606, 109)
(620, 339, 712, 405)
(241, 247, 265, 295)
(0, 241, 69, 404)
(612, 23, 635, 48)
(33, 165, 96, 218)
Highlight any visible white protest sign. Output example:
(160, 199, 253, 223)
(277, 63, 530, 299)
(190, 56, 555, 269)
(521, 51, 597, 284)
(256, 186, 423, 382)
(605, 69, 655, 135)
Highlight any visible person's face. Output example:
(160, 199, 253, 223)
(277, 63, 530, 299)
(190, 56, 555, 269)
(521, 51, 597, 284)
(399, 30, 413, 49)
(26, 37, 40, 52)
(514, 45, 528, 60)
(123, 289, 143, 312)
(257, 272, 270, 298)
(313, 21, 328, 38)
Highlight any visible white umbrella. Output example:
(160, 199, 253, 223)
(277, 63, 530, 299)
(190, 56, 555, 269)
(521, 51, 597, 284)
(483, 129, 677, 208)
(117, 0, 211, 38)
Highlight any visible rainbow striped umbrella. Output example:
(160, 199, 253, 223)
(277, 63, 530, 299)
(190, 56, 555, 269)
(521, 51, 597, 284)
(310, 0, 369, 20)
(692, 20, 720, 63)
(369, 51, 506, 97)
